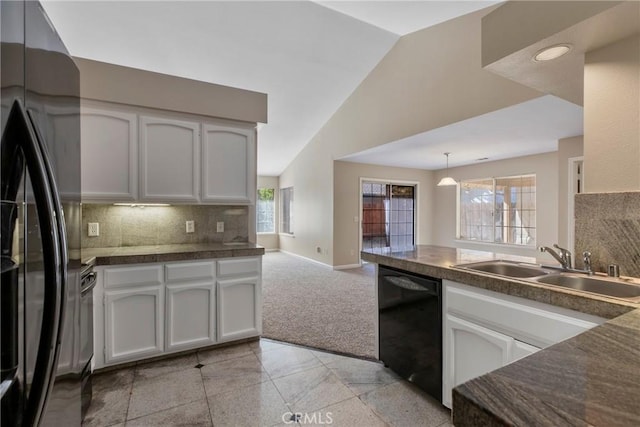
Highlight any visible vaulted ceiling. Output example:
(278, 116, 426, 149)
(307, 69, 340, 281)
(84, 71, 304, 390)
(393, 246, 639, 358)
(42, 1, 584, 175)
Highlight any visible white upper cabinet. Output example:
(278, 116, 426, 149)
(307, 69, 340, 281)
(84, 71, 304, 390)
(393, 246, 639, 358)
(202, 124, 256, 204)
(81, 108, 137, 201)
(139, 116, 200, 202)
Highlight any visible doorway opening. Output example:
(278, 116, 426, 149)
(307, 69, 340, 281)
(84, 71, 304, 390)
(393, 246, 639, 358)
(360, 180, 417, 253)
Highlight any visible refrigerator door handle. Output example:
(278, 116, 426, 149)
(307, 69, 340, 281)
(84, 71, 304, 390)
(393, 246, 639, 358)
(0, 100, 65, 426)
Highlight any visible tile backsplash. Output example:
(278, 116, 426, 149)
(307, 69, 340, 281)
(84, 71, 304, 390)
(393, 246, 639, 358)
(575, 191, 640, 277)
(82, 204, 249, 248)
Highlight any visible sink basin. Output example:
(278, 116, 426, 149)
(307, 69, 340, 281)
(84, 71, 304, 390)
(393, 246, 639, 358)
(455, 260, 551, 278)
(534, 274, 640, 299)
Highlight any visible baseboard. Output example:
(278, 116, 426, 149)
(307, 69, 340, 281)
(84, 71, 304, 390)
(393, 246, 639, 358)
(264, 248, 279, 252)
(333, 263, 362, 270)
(277, 250, 333, 269)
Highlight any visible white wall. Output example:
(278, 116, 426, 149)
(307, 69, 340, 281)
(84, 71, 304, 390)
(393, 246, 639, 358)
(333, 161, 435, 267)
(279, 7, 542, 266)
(432, 152, 559, 258)
(584, 34, 640, 192)
(257, 175, 279, 250)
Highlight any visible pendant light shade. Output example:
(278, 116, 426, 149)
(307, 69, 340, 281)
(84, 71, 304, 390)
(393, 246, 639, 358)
(437, 152, 457, 186)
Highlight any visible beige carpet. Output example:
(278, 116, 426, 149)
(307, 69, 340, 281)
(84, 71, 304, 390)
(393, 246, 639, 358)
(261, 251, 376, 359)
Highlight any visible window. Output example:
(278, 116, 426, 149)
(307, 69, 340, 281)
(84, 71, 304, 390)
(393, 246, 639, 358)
(459, 175, 536, 246)
(280, 187, 293, 235)
(257, 188, 275, 233)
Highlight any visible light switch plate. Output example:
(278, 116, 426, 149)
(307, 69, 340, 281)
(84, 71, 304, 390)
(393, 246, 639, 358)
(217, 222, 224, 232)
(186, 220, 194, 233)
(88, 222, 99, 237)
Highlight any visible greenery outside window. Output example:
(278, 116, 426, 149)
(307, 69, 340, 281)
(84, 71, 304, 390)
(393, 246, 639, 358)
(280, 187, 294, 235)
(257, 188, 275, 233)
(459, 175, 536, 246)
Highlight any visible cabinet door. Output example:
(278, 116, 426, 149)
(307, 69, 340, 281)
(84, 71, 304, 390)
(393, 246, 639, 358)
(443, 314, 513, 408)
(166, 282, 215, 352)
(105, 286, 163, 365)
(139, 116, 199, 202)
(217, 276, 261, 342)
(512, 340, 541, 362)
(81, 108, 137, 201)
(201, 124, 256, 204)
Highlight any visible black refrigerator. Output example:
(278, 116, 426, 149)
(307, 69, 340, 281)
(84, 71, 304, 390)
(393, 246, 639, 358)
(1, 1, 83, 425)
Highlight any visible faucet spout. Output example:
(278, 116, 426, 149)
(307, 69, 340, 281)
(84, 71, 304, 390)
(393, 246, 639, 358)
(539, 244, 572, 270)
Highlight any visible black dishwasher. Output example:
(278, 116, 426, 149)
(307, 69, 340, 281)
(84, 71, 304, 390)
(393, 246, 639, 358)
(378, 265, 442, 402)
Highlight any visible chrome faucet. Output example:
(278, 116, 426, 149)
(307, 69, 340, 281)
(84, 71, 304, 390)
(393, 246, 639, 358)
(582, 251, 594, 275)
(539, 244, 572, 270)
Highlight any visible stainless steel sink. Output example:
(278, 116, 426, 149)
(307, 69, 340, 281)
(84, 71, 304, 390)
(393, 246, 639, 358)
(534, 274, 640, 299)
(454, 260, 552, 278)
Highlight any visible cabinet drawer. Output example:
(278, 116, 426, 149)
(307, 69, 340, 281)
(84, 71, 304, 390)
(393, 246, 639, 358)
(165, 261, 215, 283)
(217, 257, 260, 278)
(104, 265, 163, 289)
(445, 282, 604, 347)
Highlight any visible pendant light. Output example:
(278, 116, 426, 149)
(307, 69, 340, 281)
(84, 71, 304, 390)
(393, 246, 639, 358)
(437, 152, 457, 186)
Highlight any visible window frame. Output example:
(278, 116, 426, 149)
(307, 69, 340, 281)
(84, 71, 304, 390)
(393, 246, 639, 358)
(457, 174, 536, 247)
(256, 187, 276, 234)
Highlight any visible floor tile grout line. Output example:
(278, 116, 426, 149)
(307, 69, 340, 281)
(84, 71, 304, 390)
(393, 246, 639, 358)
(197, 359, 216, 427)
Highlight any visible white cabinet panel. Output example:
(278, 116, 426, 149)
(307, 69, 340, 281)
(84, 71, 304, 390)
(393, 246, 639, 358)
(166, 283, 215, 351)
(165, 261, 215, 283)
(104, 264, 163, 289)
(217, 276, 261, 342)
(201, 124, 255, 204)
(512, 340, 540, 362)
(139, 116, 199, 202)
(105, 286, 163, 364)
(217, 257, 261, 278)
(81, 108, 137, 200)
(444, 314, 513, 407)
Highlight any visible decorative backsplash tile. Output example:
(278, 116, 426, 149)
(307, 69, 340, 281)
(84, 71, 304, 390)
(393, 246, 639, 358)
(575, 192, 640, 278)
(81, 204, 249, 248)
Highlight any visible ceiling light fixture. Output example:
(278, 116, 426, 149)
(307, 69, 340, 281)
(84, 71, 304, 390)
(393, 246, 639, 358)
(437, 152, 457, 187)
(533, 44, 572, 62)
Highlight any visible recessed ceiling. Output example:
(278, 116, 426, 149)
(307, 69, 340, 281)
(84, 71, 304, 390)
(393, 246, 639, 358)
(339, 95, 583, 170)
(41, 0, 507, 176)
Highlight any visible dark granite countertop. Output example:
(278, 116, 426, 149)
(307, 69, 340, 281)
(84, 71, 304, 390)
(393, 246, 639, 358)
(362, 245, 640, 426)
(82, 243, 265, 266)
(453, 308, 640, 426)
(361, 245, 637, 319)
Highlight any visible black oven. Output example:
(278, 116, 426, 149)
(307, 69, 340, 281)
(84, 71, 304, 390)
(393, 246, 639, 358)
(378, 265, 442, 402)
(79, 263, 96, 419)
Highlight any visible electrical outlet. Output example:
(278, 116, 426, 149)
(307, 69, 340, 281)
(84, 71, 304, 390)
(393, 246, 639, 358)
(216, 222, 224, 233)
(88, 222, 99, 237)
(186, 220, 194, 233)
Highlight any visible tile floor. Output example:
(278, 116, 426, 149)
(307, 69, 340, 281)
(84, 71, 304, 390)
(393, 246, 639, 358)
(84, 339, 452, 427)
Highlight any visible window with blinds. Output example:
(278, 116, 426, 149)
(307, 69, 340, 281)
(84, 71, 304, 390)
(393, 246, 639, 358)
(280, 187, 294, 235)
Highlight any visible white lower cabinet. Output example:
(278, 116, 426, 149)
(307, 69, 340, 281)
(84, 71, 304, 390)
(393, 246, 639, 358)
(217, 276, 261, 342)
(95, 256, 262, 369)
(166, 283, 215, 351)
(446, 314, 515, 396)
(105, 286, 164, 365)
(442, 280, 605, 408)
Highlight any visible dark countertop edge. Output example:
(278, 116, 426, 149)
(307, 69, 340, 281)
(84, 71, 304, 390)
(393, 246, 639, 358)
(361, 249, 637, 320)
(83, 245, 265, 266)
(451, 309, 640, 426)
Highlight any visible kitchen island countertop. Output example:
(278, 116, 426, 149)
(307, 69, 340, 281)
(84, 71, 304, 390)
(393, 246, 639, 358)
(362, 245, 640, 426)
(83, 242, 265, 266)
